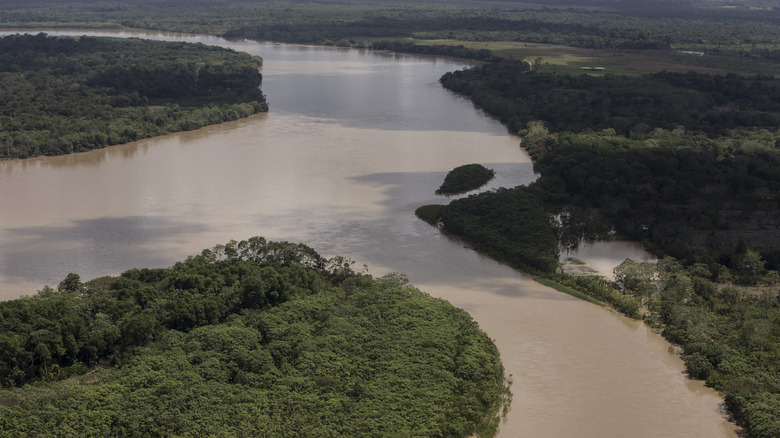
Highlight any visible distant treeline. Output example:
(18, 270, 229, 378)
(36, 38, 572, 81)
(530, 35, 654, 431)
(224, 15, 672, 50)
(2, 0, 779, 59)
(369, 40, 492, 60)
(0, 238, 508, 437)
(0, 33, 267, 158)
(440, 61, 780, 136)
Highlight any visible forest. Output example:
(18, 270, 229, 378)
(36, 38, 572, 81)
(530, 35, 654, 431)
(0, 33, 267, 159)
(418, 123, 780, 438)
(0, 238, 508, 437)
(2, 0, 780, 436)
(1, 0, 778, 63)
(437, 58, 780, 263)
(425, 50, 780, 438)
(440, 63, 780, 136)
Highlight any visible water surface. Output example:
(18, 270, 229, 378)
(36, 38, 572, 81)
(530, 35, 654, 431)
(0, 29, 736, 437)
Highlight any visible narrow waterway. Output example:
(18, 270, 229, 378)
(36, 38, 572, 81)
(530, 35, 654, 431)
(0, 29, 737, 437)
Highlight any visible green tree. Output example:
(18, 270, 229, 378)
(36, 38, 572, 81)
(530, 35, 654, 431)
(613, 259, 657, 297)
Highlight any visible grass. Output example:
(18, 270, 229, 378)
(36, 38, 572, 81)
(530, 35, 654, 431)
(415, 38, 776, 76)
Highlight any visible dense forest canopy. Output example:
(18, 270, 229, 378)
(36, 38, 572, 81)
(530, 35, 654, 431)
(0, 238, 508, 437)
(0, 33, 267, 158)
(425, 34, 780, 438)
(436, 163, 496, 195)
(419, 92, 780, 438)
(438, 63, 780, 264)
(441, 63, 780, 136)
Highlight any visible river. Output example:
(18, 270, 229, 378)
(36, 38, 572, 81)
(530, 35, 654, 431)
(0, 29, 737, 437)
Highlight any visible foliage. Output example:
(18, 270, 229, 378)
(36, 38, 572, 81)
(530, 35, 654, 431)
(436, 163, 496, 195)
(529, 128, 780, 265)
(614, 259, 658, 297)
(545, 273, 644, 319)
(613, 257, 780, 438)
(431, 24, 780, 438)
(0, 33, 267, 158)
(368, 40, 493, 60)
(438, 187, 559, 275)
(3, 0, 780, 62)
(441, 63, 780, 136)
(0, 238, 508, 437)
(414, 204, 446, 227)
(532, 277, 605, 307)
(436, 59, 780, 268)
(418, 166, 558, 275)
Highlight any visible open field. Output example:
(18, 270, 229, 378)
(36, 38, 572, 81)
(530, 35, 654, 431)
(415, 39, 776, 76)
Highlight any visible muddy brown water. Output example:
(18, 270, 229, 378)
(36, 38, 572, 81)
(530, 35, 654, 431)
(0, 30, 737, 437)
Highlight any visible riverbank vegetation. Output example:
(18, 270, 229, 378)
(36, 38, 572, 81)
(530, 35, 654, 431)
(534, 256, 780, 436)
(3, 0, 780, 76)
(441, 63, 780, 136)
(440, 65, 780, 266)
(436, 163, 495, 195)
(418, 185, 559, 275)
(0, 33, 267, 159)
(431, 50, 780, 438)
(612, 258, 780, 438)
(0, 238, 508, 437)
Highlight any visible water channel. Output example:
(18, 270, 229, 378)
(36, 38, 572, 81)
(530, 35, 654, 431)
(0, 29, 737, 437)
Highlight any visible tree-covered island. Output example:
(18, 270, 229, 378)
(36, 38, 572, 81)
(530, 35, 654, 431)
(436, 163, 495, 196)
(0, 238, 509, 437)
(0, 33, 268, 159)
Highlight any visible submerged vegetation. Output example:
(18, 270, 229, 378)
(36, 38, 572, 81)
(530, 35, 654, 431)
(0, 238, 508, 437)
(0, 33, 267, 159)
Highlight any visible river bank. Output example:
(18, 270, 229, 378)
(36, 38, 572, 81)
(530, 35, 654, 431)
(0, 29, 739, 437)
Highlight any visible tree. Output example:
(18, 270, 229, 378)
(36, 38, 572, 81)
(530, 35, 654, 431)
(58, 273, 82, 293)
(736, 249, 766, 285)
(613, 259, 657, 296)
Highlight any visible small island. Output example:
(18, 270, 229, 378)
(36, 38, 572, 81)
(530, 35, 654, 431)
(0, 238, 509, 437)
(0, 33, 268, 159)
(435, 163, 496, 195)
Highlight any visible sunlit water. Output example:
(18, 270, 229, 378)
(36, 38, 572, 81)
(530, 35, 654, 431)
(0, 29, 737, 437)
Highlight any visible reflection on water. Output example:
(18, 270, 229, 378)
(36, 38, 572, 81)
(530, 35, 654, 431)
(0, 30, 737, 437)
(561, 240, 658, 278)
